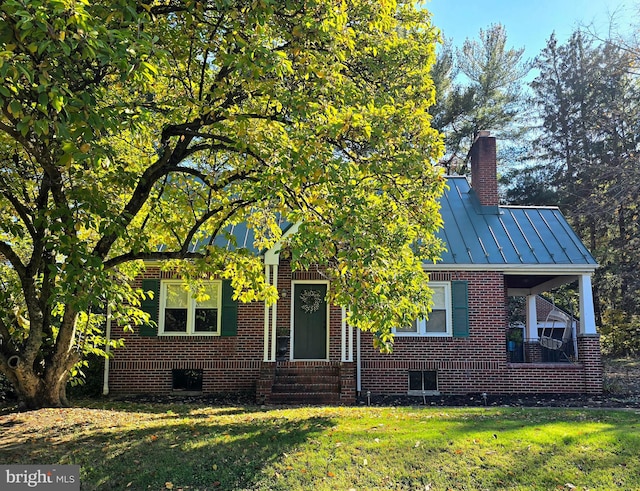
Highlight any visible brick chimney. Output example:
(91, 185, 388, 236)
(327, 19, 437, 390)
(470, 130, 498, 207)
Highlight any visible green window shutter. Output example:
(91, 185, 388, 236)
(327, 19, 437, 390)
(220, 280, 238, 336)
(451, 280, 469, 338)
(140, 279, 160, 337)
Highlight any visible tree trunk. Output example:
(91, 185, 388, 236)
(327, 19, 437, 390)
(15, 377, 69, 410)
(7, 357, 74, 410)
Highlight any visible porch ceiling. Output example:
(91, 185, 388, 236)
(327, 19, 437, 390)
(504, 274, 566, 290)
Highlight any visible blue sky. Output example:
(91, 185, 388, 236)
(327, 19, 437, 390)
(425, 0, 635, 60)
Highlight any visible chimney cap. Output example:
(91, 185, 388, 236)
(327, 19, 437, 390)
(477, 130, 491, 138)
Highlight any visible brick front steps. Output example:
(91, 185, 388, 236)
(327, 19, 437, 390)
(257, 361, 356, 405)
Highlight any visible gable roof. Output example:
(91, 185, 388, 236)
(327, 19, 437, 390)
(183, 217, 293, 255)
(433, 176, 597, 271)
(181, 175, 596, 278)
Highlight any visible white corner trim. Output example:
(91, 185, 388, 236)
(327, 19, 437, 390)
(264, 222, 301, 265)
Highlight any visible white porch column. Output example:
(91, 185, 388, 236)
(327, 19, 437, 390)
(340, 308, 354, 362)
(526, 294, 538, 340)
(263, 264, 272, 362)
(341, 308, 354, 362)
(579, 274, 597, 334)
(270, 264, 278, 361)
(341, 307, 347, 362)
(348, 315, 354, 362)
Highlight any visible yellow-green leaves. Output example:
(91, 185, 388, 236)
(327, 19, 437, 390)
(1, 0, 446, 406)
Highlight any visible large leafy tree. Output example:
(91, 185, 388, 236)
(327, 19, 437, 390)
(0, 0, 445, 408)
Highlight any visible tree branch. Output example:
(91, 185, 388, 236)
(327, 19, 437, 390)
(103, 195, 258, 270)
(0, 186, 37, 239)
(103, 250, 206, 269)
(91, 143, 178, 260)
(0, 240, 26, 278)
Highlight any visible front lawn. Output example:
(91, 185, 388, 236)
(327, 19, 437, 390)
(1, 402, 639, 490)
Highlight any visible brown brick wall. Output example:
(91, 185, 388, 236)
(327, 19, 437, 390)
(108, 303, 266, 395)
(577, 334, 603, 394)
(109, 265, 603, 399)
(358, 271, 603, 396)
(108, 262, 347, 396)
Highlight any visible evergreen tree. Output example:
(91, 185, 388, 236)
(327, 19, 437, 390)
(432, 24, 530, 173)
(530, 30, 640, 355)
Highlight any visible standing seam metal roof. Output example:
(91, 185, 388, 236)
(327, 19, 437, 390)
(180, 176, 596, 269)
(435, 177, 597, 267)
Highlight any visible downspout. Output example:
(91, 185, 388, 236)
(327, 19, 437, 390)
(102, 304, 112, 396)
(356, 325, 361, 394)
(341, 308, 346, 361)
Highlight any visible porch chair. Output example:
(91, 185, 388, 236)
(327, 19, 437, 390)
(538, 308, 573, 360)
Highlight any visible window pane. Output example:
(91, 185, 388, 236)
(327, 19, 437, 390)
(397, 320, 419, 333)
(431, 286, 446, 308)
(166, 284, 188, 308)
(423, 371, 438, 391)
(408, 371, 423, 391)
(409, 371, 438, 392)
(194, 308, 218, 332)
(164, 308, 187, 332)
(425, 310, 447, 333)
(196, 283, 219, 309)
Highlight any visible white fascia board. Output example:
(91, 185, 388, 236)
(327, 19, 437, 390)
(424, 263, 598, 275)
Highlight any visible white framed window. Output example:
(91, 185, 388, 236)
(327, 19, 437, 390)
(395, 282, 452, 337)
(159, 280, 221, 335)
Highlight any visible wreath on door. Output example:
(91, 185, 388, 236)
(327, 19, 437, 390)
(300, 289, 322, 313)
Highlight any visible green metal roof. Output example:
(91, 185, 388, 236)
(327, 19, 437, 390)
(184, 176, 596, 273)
(435, 176, 597, 269)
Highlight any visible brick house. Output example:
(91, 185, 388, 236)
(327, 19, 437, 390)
(104, 132, 602, 403)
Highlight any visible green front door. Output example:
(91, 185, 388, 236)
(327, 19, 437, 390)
(293, 283, 328, 360)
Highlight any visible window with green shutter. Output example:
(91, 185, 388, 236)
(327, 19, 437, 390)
(140, 279, 160, 336)
(392, 281, 470, 338)
(140, 279, 238, 337)
(395, 282, 453, 337)
(451, 280, 470, 338)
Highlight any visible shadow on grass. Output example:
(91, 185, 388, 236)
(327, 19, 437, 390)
(3, 405, 640, 490)
(0, 406, 334, 490)
(80, 393, 259, 415)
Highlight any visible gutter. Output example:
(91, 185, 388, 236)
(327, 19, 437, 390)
(102, 304, 112, 396)
(425, 264, 598, 273)
(356, 326, 361, 394)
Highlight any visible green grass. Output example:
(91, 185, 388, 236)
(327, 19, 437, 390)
(1, 402, 640, 490)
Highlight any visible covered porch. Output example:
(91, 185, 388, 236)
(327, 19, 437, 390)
(505, 270, 602, 393)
